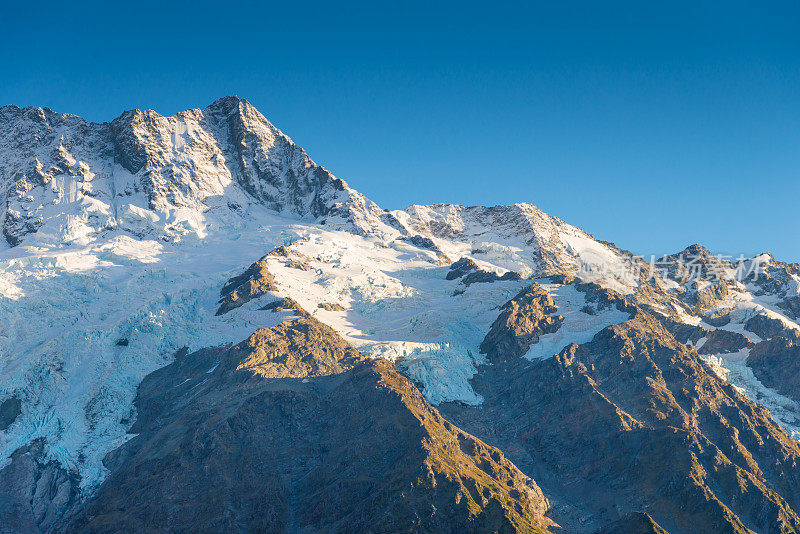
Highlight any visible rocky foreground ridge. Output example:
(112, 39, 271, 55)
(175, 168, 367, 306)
(0, 98, 798, 533)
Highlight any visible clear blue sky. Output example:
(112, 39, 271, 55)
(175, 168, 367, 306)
(1, 1, 798, 260)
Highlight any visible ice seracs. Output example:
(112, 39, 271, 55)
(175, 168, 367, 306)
(1, 97, 799, 500)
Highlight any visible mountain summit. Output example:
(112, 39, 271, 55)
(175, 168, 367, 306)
(0, 98, 799, 533)
(0, 96, 390, 246)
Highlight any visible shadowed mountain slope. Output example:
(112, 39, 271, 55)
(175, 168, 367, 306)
(64, 313, 554, 533)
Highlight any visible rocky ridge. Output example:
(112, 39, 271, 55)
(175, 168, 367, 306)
(443, 283, 800, 533)
(0, 97, 392, 247)
(0, 98, 798, 533)
(63, 310, 554, 533)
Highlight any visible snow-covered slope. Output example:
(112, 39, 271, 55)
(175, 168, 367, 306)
(0, 96, 393, 248)
(0, 97, 798, 502)
(396, 203, 642, 293)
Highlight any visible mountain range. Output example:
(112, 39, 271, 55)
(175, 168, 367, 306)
(0, 97, 798, 533)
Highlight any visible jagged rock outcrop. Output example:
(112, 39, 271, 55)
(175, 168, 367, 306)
(0, 439, 80, 534)
(697, 329, 754, 355)
(748, 331, 800, 403)
(446, 257, 481, 280)
(443, 290, 800, 533)
(399, 203, 640, 282)
(446, 257, 523, 290)
(64, 314, 554, 533)
(746, 313, 794, 340)
(0, 97, 394, 247)
(404, 235, 451, 265)
(317, 302, 345, 311)
(260, 296, 308, 315)
(659, 317, 754, 355)
(703, 310, 732, 327)
(691, 281, 731, 313)
(215, 256, 277, 315)
(748, 256, 800, 319)
(480, 283, 564, 363)
(462, 269, 523, 287)
(779, 297, 800, 321)
(659, 316, 707, 345)
(3, 97, 800, 534)
(572, 279, 638, 315)
(660, 244, 733, 284)
(266, 239, 314, 270)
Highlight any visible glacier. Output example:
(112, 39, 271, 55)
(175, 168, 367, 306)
(1, 96, 799, 496)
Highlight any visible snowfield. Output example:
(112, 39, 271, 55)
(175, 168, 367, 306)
(524, 282, 630, 360)
(0, 209, 304, 490)
(700, 349, 800, 439)
(0, 199, 643, 492)
(1, 98, 799, 496)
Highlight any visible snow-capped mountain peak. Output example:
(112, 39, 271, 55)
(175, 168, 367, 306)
(2, 99, 800, 534)
(0, 96, 391, 247)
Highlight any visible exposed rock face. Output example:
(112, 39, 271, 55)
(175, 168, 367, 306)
(64, 315, 554, 533)
(480, 283, 564, 363)
(201, 98, 345, 219)
(4, 97, 800, 534)
(230, 316, 366, 379)
(443, 292, 800, 533)
(749, 256, 800, 305)
(697, 329, 754, 355)
(317, 302, 345, 311)
(0, 396, 21, 431)
(748, 331, 800, 403)
(660, 244, 733, 284)
(401, 203, 627, 278)
(446, 257, 481, 280)
(691, 281, 731, 313)
(0, 97, 392, 247)
(404, 235, 451, 265)
(780, 297, 800, 321)
(215, 257, 277, 315)
(746, 314, 794, 340)
(286, 258, 312, 271)
(659, 316, 707, 345)
(260, 296, 307, 315)
(267, 239, 314, 270)
(462, 270, 523, 287)
(446, 257, 523, 289)
(573, 279, 637, 315)
(703, 310, 732, 327)
(0, 439, 80, 534)
(659, 314, 755, 355)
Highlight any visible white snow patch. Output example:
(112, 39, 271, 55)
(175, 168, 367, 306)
(559, 232, 637, 294)
(524, 283, 630, 360)
(265, 231, 533, 405)
(700, 349, 800, 439)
